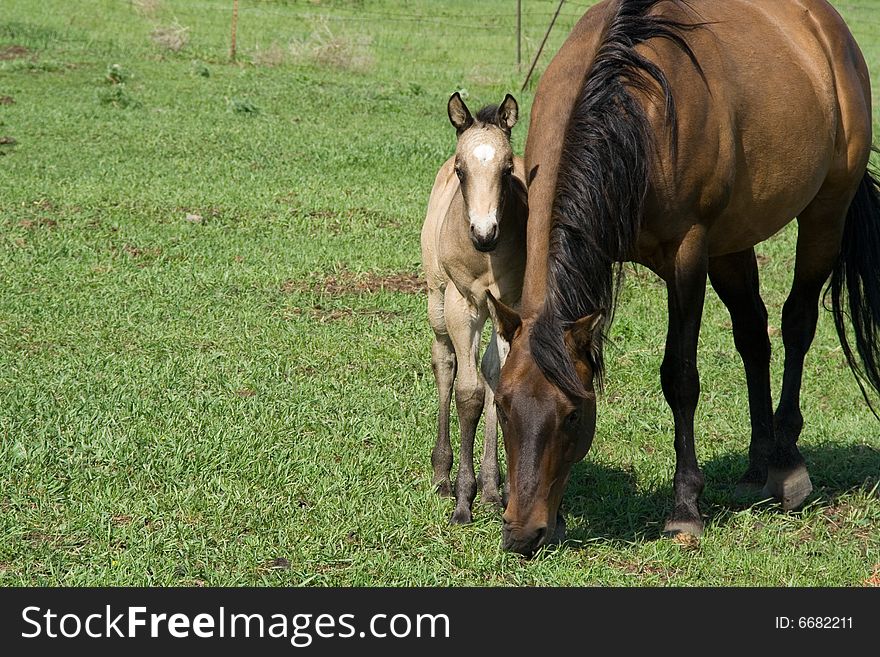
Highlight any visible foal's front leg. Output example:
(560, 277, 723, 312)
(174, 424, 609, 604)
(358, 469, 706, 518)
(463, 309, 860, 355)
(445, 285, 487, 524)
(660, 230, 708, 537)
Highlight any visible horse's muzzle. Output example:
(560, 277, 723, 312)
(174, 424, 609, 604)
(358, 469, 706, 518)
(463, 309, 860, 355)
(502, 522, 547, 556)
(501, 514, 566, 557)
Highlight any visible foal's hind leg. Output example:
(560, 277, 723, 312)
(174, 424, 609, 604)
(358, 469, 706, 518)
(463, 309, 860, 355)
(477, 329, 504, 509)
(445, 285, 487, 524)
(708, 248, 774, 495)
(768, 201, 848, 508)
(428, 287, 456, 497)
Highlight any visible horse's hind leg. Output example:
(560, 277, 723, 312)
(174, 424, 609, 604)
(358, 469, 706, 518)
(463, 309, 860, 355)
(429, 287, 456, 497)
(768, 199, 848, 509)
(708, 248, 773, 495)
(477, 329, 503, 509)
(445, 285, 487, 524)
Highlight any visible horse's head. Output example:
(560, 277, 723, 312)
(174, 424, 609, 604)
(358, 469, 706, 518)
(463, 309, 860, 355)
(447, 92, 521, 252)
(488, 294, 604, 557)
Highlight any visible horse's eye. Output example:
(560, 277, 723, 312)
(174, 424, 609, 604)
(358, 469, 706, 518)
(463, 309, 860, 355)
(454, 167, 464, 180)
(503, 165, 513, 177)
(565, 410, 579, 428)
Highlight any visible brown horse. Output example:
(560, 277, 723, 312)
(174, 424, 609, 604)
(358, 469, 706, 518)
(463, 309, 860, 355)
(421, 93, 528, 523)
(488, 0, 880, 555)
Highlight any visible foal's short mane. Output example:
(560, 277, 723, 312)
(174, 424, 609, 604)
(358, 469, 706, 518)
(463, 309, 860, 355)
(475, 105, 500, 125)
(530, 0, 703, 400)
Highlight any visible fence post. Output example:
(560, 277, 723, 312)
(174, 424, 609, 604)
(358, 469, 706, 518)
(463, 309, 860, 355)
(230, 0, 239, 62)
(517, 0, 522, 70)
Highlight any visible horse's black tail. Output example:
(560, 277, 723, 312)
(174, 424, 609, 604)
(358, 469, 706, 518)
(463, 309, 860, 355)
(828, 166, 880, 417)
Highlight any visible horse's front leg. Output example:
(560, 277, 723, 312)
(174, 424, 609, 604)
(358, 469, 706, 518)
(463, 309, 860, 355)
(660, 229, 708, 537)
(445, 285, 487, 524)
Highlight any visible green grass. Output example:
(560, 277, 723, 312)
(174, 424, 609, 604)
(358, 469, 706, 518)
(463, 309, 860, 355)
(0, 0, 878, 586)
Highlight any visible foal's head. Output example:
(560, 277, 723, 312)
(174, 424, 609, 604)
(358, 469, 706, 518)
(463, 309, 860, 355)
(447, 92, 520, 252)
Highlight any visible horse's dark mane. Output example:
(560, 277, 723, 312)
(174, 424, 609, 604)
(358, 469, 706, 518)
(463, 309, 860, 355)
(530, 0, 703, 399)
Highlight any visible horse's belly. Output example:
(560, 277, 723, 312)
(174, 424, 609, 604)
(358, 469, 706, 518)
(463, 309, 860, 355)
(705, 180, 828, 257)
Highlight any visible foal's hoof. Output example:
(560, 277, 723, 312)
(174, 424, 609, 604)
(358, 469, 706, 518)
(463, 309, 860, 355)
(434, 480, 453, 498)
(663, 518, 704, 538)
(479, 490, 504, 510)
(761, 463, 813, 510)
(550, 513, 567, 544)
(450, 507, 473, 525)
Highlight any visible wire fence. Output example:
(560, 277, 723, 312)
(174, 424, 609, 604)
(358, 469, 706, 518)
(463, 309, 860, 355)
(167, 0, 880, 64)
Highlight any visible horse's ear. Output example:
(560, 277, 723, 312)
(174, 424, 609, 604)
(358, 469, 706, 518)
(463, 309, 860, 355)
(496, 94, 518, 133)
(448, 92, 473, 134)
(564, 311, 604, 363)
(487, 291, 522, 345)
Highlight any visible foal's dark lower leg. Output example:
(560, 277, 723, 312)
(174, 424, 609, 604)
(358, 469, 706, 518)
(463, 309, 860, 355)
(708, 249, 773, 492)
(661, 238, 708, 537)
(452, 380, 483, 524)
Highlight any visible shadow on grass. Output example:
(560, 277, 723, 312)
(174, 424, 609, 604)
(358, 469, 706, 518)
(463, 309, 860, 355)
(561, 442, 879, 545)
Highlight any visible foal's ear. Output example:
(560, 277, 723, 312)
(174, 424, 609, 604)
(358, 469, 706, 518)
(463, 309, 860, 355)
(564, 311, 604, 363)
(448, 92, 474, 134)
(487, 291, 522, 345)
(496, 94, 518, 133)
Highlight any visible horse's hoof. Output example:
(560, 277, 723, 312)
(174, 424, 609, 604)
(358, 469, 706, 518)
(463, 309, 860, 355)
(762, 463, 812, 510)
(663, 518, 704, 538)
(434, 480, 453, 498)
(450, 508, 472, 525)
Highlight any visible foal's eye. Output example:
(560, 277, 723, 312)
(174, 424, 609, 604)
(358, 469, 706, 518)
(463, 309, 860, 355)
(503, 165, 513, 177)
(454, 167, 464, 181)
(565, 410, 580, 429)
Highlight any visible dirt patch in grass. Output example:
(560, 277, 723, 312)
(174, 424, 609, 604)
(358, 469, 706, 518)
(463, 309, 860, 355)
(19, 217, 56, 229)
(282, 270, 425, 296)
(283, 305, 400, 323)
(258, 557, 291, 573)
(303, 207, 403, 235)
(612, 556, 677, 583)
(0, 96, 14, 104)
(0, 44, 31, 60)
(864, 564, 880, 587)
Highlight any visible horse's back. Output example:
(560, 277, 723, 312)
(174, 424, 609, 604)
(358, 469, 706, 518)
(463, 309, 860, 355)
(638, 0, 872, 258)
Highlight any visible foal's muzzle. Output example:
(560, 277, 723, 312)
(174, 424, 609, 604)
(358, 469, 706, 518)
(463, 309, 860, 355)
(470, 223, 499, 252)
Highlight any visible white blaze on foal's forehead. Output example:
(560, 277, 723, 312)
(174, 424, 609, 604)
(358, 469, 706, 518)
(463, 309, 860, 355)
(472, 142, 496, 166)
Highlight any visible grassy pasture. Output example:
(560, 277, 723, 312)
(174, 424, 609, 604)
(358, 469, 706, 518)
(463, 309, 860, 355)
(0, 0, 878, 586)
